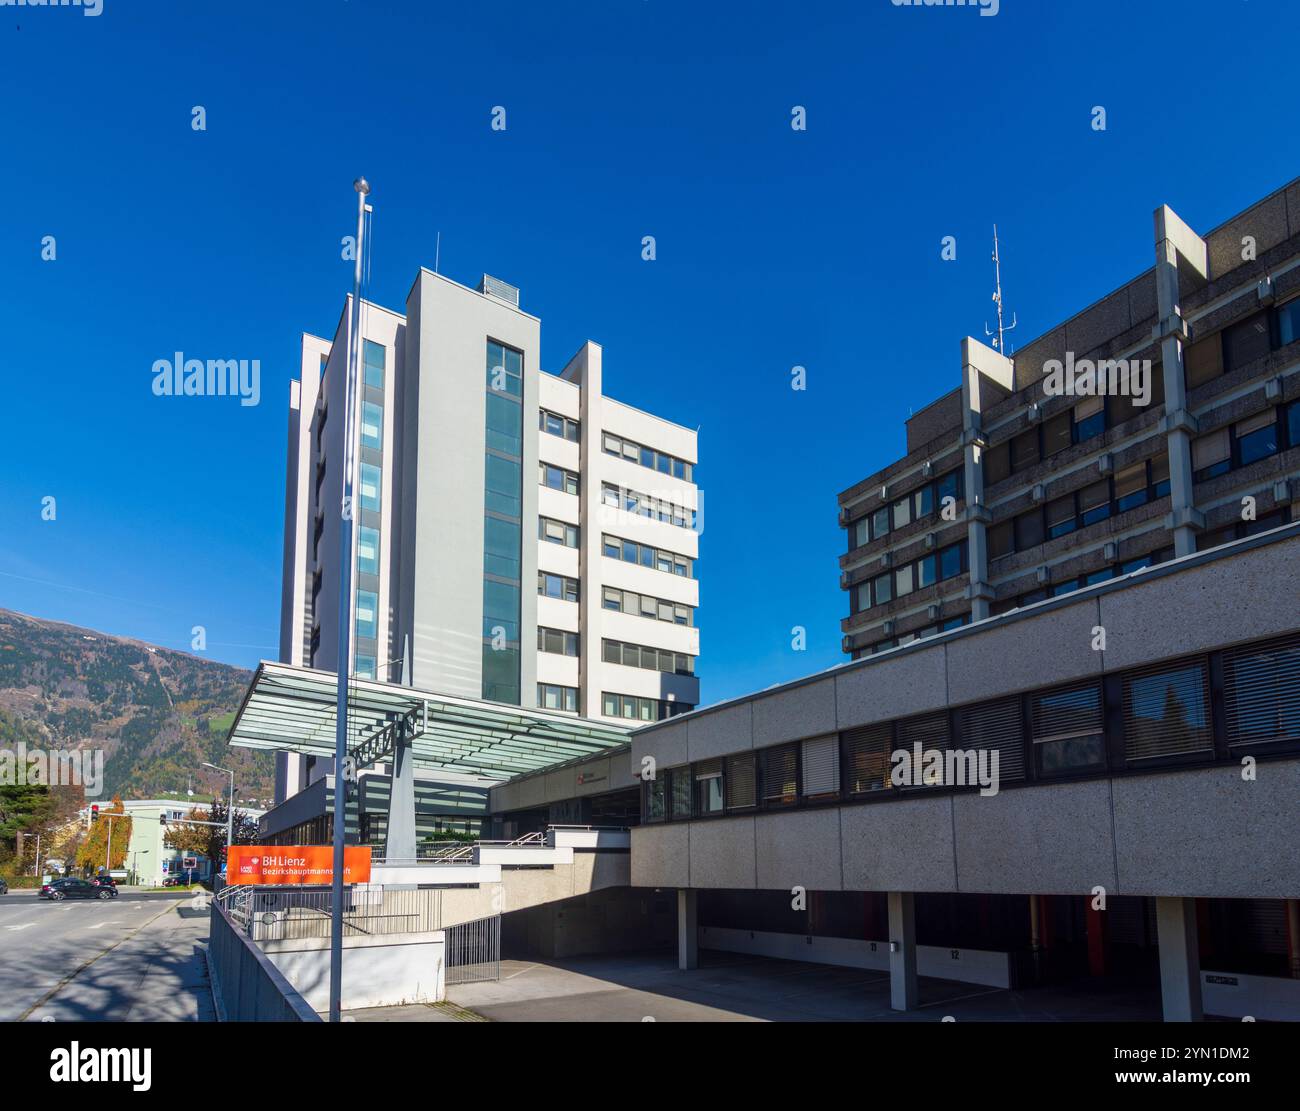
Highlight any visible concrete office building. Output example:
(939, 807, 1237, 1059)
(270, 267, 700, 837)
(120, 799, 266, 887)
(488, 181, 1300, 1022)
(838, 178, 1300, 657)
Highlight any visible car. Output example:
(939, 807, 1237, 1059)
(0, 877, 8, 895)
(41, 877, 117, 901)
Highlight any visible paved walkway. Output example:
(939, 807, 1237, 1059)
(426, 951, 1163, 1022)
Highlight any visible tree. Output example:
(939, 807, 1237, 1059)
(163, 797, 259, 866)
(75, 796, 132, 873)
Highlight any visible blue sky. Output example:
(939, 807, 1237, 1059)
(1, 0, 1296, 706)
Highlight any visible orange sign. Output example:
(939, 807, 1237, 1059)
(226, 845, 371, 886)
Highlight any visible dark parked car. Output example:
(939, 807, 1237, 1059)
(41, 877, 117, 901)
(0, 877, 8, 895)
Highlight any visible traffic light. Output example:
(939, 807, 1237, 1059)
(159, 814, 168, 827)
(89, 804, 99, 824)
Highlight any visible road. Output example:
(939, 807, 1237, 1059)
(0, 889, 215, 1022)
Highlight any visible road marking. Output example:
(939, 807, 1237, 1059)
(86, 921, 121, 931)
(5, 924, 35, 932)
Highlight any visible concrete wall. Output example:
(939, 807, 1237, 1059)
(262, 931, 446, 1012)
(631, 529, 1300, 900)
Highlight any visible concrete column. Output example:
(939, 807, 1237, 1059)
(1153, 206, 1208, 558)
(383, 724, 417, 861)
(677, 888, 698, 971)
(887, 890, 919, 1011)
(960, 338, 1013, 622)
(1155, 896, 1204, 1022)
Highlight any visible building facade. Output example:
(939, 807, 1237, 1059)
(839, 179, 1300, 658)
(275, 269, 700, 806)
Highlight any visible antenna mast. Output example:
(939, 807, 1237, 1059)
(984, 224, 1017, 356)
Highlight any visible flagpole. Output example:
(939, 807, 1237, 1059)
(329, 176, 369, 1023)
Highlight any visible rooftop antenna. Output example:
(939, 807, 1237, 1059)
(984, 224, 1017, 357)
(434, 231, 441, 274)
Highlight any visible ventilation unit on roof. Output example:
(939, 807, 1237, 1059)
(479, 274, 520, 307)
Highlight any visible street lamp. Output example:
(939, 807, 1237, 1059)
(202, 762, 234, 871)
(131, 849, 149, 886)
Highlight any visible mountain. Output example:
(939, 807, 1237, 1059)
(0, 609, 273, 805)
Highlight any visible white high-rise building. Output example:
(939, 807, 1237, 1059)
(275, 269, 700, 803)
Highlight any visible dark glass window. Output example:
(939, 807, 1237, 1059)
(1235, 411, 1278, 467)
(1223, 312, 1271, 373)
(1278, 299, 1300, 347)
(988, 520, 1014, 559)
(1031, 683, 1106, 774)
(1011, 428, 1040, 471)
(1043, 412, 1072, 457)
(1045, 495, 1076, 539)
(984, 442, 1011, 486)
(1015, 510, 1045, 549)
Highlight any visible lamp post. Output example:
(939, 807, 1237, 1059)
(202, 762, 235, 869)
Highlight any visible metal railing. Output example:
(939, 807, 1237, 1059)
(445, 914, 501, 985)
(240, 886, 444, 941)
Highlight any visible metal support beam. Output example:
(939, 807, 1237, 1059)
(384, 716, 417, 861)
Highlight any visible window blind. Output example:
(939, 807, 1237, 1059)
(959, 698, 1026, 783)
(800, 735, 840, 798)
(841, 722, 893, 794)
(759, 744, 798, 806)
(1122, 661, 1213, 761)
(725, 753, 756, 809)
(1223, 633, 1300, 747)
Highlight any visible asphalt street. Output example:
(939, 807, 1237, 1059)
(0, 889, 215, 1021)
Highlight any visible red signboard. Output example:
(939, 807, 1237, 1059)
(226, 845, 371, 886)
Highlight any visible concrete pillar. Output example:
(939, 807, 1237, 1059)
(887, 890, 919, 1011)
(384, 723, 417, 861)
(1155, 896, 1204, 1022)
(1153, 205, 1208, 558)
(960, 338, 1014, 622)
(677, 888, 698, 971)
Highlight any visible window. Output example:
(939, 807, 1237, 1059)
(1011, 428, 1040, 471)
(483, 580, 520, 641)
(984, 441, 1011, 486)
(758, 745, 798, 808)
(359, 462, 381, 511)
(537, 627, 579, 656)
(539, 517, 579, 548)
(602, 432, 693, 481)
(646, 776, 666, 821)
(538, 572, 579, 602)
(1078, 479, 1112, 526)
(1113, 462, 1150, 512)
(938, 542, 965, 579)
(537, 683, 578, 713)
(1043, 411, 1072, 457)
(842, 723, 893, 794)
(539, 409, 579, 441)
(1223, 312, 1271, 373)
(1192, 428, 1231, 481)
(670, 768, 692, 818)
(1122, 661, 1212, 761)
(1223, 633, 1300, 748)
(484, 516, 520, 579)
(870, 505, 891, 541)
(1014, 509, 1044, 550)
(355, 655, 376, 681)
(897, 712, 950, 786)
(486, 340, 522, 397)
(485, 454, 521, 516)
(540, 463, 579, 495)
(355, 590, 378, 640)
(486, 392, 521, 456)
(1278, 298, 1300, 347)
(1288, 399, 1300, 450)
(603, 693, 688, 723)
(801, 735, 840, 799)
(360, 401, 382, 449)
(363, 339, 385, 388)
(872, 572, 893, 607)
(603, 535, 693, 577)
(895, 561, 914, 598)
(1073, 396, 1105, 442)
(357, 525, 380, 575)
(1235, 410, 1278, 468)
(694, 760, 724, 815)
(600, 587, 695, 626)
(603, 639, 693, 675)
(891, 495, 912, 531)
(1030, 683, 1105, 774)
(988, 520, 1014, 560)
(725, 753, 756, 810)
(1184, 334, 1222, 389)
(959, 698, 1026, 783)
(1046, 494, 1076, 539)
